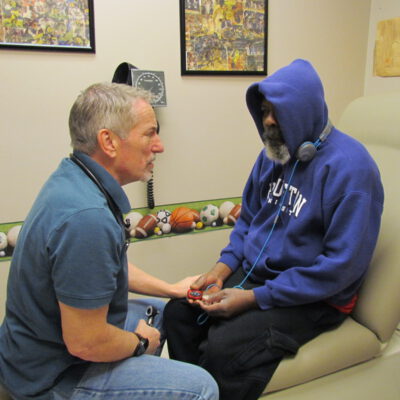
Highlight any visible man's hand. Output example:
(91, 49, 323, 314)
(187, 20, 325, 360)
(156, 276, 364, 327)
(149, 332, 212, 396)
(169, 275, 200, 298)
(187, 262, 232, 304)
(191, 274, 223, 293)
(59, 302, 157, 362)
(198, 288, 257, 318)
(190, 262, 232, 292)
(134, 319, 161, 354)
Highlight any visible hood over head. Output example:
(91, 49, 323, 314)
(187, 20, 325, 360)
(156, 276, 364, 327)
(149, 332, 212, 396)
(246, 59, 329, 159)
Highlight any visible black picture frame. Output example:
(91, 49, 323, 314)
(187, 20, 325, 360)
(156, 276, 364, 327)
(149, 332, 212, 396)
(180, 0, 267, 75)
(0, 0, 95, 53)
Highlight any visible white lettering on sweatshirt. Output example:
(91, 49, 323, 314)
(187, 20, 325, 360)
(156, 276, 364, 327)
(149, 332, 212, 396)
(266, 178, 307, 217)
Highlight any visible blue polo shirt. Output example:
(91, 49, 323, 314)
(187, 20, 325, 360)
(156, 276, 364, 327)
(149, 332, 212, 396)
(0, 152, 131, 399)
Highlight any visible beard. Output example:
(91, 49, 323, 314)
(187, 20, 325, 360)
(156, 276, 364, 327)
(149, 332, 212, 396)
(140, 171, 153, 183)
(140, 157, 156, 183)
(262, 125, 291, 164)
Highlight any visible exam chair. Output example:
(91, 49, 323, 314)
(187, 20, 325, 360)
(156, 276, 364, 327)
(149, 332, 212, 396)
(261, 92, 400, 399)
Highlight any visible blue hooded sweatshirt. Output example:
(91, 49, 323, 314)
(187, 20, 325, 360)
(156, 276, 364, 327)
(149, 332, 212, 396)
(219, 59, 384, 311)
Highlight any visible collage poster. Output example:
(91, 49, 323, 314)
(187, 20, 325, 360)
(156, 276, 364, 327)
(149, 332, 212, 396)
(183, 0, 266, 73)
(0, 0, 93, 50)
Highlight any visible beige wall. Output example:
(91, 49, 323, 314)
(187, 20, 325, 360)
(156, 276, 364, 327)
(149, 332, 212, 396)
(0, 0, 373, 319)
(0, 0, 372, 221)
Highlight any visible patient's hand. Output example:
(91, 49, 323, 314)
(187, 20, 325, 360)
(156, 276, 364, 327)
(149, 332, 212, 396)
(199, 288, 257, 318)
(187, 273, 222, 305)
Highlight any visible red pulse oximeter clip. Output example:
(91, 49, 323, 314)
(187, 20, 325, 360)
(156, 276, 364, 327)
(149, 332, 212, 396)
(187, 289, 203, 301)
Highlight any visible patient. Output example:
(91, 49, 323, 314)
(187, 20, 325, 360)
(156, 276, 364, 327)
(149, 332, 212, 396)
(164, 59, 384, 400)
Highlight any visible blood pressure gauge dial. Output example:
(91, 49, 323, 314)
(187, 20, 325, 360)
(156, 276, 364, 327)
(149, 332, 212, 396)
(131, 70, 167, 107)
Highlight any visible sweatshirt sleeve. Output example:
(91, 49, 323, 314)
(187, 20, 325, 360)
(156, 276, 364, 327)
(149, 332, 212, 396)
(218, 152, 265, 272)
(253, 190, 383, 310)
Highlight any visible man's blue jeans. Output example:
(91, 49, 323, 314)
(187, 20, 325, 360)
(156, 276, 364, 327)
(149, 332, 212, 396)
(52, 298, 218, 400)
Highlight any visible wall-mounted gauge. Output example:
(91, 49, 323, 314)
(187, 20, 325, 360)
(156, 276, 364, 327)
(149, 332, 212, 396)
(130, 70, 167, 107)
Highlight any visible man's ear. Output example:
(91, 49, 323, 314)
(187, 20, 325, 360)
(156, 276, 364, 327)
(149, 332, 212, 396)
(97, 129, 119, 158)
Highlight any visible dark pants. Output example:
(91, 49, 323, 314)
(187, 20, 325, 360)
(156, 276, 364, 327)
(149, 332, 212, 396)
(164, 269, 347, 400)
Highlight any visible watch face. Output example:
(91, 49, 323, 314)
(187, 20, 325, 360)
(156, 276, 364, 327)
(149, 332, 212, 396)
(131, 70, 167, 107)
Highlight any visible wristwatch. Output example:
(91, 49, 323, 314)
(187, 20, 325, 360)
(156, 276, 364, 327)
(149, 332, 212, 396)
(132, 332, 149, 357)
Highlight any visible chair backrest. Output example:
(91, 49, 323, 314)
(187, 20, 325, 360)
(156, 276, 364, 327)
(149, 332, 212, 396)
(337, 92, 400, 343)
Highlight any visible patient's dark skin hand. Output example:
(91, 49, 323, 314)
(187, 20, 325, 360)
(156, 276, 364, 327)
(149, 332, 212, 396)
(198, 288, 258, 318)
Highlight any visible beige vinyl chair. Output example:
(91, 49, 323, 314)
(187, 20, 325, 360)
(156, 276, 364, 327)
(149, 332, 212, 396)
(261, 92, 400, 398)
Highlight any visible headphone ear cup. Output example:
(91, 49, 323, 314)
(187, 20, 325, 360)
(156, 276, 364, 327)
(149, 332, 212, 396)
(296, 141, 317, 162)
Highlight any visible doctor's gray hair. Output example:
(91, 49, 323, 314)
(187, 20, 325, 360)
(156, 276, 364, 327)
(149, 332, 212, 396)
(69, 82, 153, 154)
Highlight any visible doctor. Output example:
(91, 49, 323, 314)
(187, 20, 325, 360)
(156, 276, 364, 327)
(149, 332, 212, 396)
(0, 82, 218, 400)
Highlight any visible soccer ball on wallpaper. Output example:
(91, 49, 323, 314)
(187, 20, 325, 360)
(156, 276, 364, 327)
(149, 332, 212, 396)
(200, 204, 219, 227)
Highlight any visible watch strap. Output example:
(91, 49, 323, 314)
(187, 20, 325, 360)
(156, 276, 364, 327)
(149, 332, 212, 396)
(132, 332, 149, 357)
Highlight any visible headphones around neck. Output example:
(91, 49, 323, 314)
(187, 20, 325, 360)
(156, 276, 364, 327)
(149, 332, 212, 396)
(295, 120, 333, 162)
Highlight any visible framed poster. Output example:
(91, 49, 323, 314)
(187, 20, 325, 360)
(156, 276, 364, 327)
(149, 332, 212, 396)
(0, 0, 95, 53)
(180, 0, 267, 75)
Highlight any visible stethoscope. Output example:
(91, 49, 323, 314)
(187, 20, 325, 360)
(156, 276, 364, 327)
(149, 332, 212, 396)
(69, 153, 130, 247)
